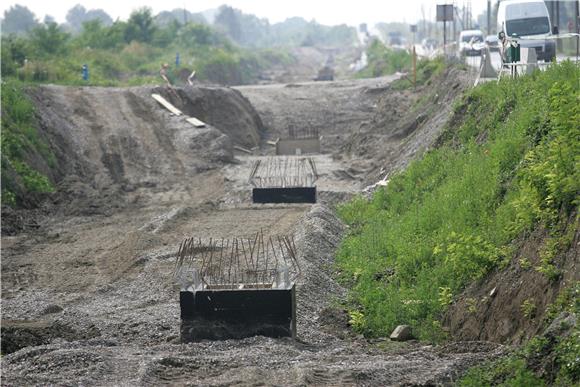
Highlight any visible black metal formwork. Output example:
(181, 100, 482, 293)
(249, 158, 318, 204)
(252, 187, 316, 204)
(180, 285, 296, 342)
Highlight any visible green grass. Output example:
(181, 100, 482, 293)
(336, 62, 579, 341)
(1, 79, 55, 205)
(356, 39, 411, 78)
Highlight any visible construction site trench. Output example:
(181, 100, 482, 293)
(1, 70, 507, 385)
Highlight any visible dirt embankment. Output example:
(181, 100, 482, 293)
(2, 84, 264, 234)
(444, 215, 580, 345)
(340, 66, 472, 185)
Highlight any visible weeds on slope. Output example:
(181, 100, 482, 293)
(459, 282, 579, 386)
(1, 80, 55, 206)
(336, 61, 579, 341)
(356, 39, 411, 78)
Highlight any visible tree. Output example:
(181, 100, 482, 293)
(76, 19, 108, 49)
(125, 8, 156, 43)
(85, 9, 112, 27)
(65, 4, 87, 32)
(28, 23, 70, 57)
(214, 6, 242, 43)
(66, 4, 112, 33)
(178, 23, 219, 46)
(1, 36, 29, 76)
(154, 9, 207, 27)
(1, 5, 38, 35)
(43, 15, 56, 25)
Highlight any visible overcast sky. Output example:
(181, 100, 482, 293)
(1, 0, 490, 26)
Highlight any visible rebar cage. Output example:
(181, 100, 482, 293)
(174, 230, 301, 291)
(248, 157, 318, 189)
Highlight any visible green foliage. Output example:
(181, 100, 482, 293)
(554, 330, 580, 384)
(348, 310, 366, 332)
(336, 62, 580, 342)
(2, 190, 17, 206)
(1, 80, 55, 205)
(438, 287, 453, 307)
(125, 8, 156, 44)
(12, 160, 54, 193)
(1, 4, 38, 35)
(461, 282, 580, 385)
(459, 357, 545, 386)
(391, 57, 446, 90)
(28, 22, 70, 57)
(434, 232, 504, 289)
(545, 282, 580, 322)
(357, 39, 410, 78)
(521, 299, 537, 319)
(1, 13, 297, 87)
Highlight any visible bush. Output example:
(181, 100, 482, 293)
(357, 39, 411, 78)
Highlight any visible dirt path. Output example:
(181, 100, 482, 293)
(1, 75, 501, 385)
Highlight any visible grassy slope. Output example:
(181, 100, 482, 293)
(336, 62, 579, 359)
(1, 80, 56, 207)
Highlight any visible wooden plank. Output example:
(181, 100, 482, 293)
(151, 93, 182, 116)
(233, 145, 253, 154)
(266, 140, 278, 146)
(186, 117, 206, 128)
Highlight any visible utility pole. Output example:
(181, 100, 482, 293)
(421, 4, 426, 39)
(453, 3, 457, 42)
(487, 0, 491, 35)
(576, 0, 579, 61)
(556, 1, 561, 51)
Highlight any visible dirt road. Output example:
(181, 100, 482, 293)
(1, 74, 502, 385)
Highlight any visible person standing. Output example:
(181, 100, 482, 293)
(160, 63, 172, 86)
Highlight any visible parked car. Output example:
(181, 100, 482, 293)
(485, 35, 500, 51)
(422, 38, 438, 51)
(458, 30, 485, 56)
(497, 0, 556, 62)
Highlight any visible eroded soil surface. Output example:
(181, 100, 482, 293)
(1, 73, 503, 386)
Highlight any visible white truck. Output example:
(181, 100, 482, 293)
(497, 0, 557, 62)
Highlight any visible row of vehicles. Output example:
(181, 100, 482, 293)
(458, 0, 557, 62)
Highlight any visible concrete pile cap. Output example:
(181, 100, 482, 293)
(174, 230, 301, 291)
(248, 157, 318, 188)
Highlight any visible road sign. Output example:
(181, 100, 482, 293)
(437, 4, 454, 22)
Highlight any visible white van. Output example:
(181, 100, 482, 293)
(458, 30, 485, 56)
(497, 0, 556, 62)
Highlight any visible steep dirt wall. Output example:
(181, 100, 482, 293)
(443, 217, 579, 345)
(18, 85, 264, 213)
(155, 85, 265, 148)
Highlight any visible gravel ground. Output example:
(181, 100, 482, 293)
(2, 206, 506, 386)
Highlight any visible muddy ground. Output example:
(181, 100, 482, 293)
(0, 70, 504, 385)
